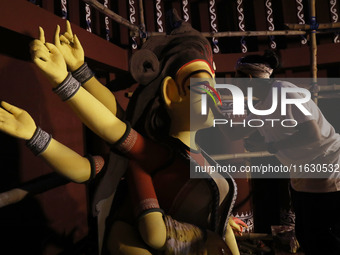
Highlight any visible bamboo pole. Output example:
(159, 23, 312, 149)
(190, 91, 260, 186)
(0, 188, 28, 208)
(285, 22, 340, 30)
(318, 84, 340, 92)
(82, 0, 140, 36)
(138, 0, 146, 43)
(211, 151, 273, 161)
(0, 173, 69, 208)
(201, 30, 306, 37)
(309, 0, 319, 104)
(236, 233, 273, 241)
(133, 29, 308, 38)
(317, 93, 340, 99)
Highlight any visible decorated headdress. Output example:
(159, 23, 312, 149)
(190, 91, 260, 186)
(126, 9, 214, 137)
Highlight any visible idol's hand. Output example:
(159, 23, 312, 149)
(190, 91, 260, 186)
(0, 102, 36, 140)
(205, 230, 232, 255)
(54, 20, 84, 72)
(229, 217, 248, 236)
(30, 27, 68, 87)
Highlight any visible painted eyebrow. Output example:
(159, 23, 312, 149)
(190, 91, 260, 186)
(181, 70, 213, 96)
(182, 70, 213, 89)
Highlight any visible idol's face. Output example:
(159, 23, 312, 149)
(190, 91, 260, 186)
(174, 60, 216, 131)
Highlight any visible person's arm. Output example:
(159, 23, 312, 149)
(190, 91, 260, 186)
(54, 21, 122, 117)
(0, 101, 96, 183)
(209, 99, 256, 141)
(267, 119, 321, 153)
(219, 122, 256, 141)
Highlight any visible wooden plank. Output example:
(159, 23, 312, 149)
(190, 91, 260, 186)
(1, 0, 128, 72)
(68, 0, 81, 25)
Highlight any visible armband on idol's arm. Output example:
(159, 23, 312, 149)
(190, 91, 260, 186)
(71, 62, 94, 85)
(85, 154, 105, 182)
(53, 73, 81, 101)
(26, 126, 52, 156)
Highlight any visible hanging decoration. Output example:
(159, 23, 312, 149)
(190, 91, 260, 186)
(182, 0, 189, 22)
(237, 0, 247, 53)
(61, 0, 68, 19)
(85, 3, 92, 32)
(295, 0, 308, 45)
(209, 0, 220, 53)
(330, 0, 340, 43)
(265, 0, 276, 49)
(156, 0, 164, 32)
(129, 0, 138, 49)
(103, 0, 110, 41)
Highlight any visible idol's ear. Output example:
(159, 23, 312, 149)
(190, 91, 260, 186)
(130, 49, 160, 85)
(162, 76, 182, 107)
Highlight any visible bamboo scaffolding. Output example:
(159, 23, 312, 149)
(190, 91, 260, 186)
(82, 0, 309, 38)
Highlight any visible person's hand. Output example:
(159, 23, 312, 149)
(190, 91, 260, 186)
(0, 102, 37, 140)
(205, 230, 232, 255)
(228, 217, 248, 236)
(244, 136, 267, 152)
(30, 27, 68, 87)
(54, 20, 84, 72)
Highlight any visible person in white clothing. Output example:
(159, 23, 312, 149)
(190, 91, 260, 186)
(212, 50, 340, 255)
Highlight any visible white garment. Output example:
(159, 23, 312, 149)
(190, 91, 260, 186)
(246, 80, 340, 192)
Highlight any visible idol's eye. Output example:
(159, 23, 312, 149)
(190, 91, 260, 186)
(188, 81, 222, 106)
(188, 81, 211, 95)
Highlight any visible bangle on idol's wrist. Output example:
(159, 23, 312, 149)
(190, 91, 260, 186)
(267, 142, 278, 154)
(71, 62, 94, 84)
(26, 126, 52, 156)
(53, 73, 81, 101)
